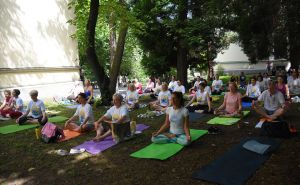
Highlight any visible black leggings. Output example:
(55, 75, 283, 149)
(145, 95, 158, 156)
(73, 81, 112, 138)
(17, 116, 48, 126)
(186, 104, 213, 114)
(242, 96, 257, 102)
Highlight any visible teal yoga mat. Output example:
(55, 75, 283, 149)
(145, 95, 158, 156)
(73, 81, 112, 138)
(130, 129, 208, 160)
(207, 111, 250, 125)
(48, 116, 68, 123)
(0, 124, 37, 134)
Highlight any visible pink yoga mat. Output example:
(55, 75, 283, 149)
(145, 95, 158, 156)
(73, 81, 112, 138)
(73, 124, 149, 155)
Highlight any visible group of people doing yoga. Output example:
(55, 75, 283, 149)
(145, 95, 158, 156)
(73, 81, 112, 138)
(1, 69, 299, 145)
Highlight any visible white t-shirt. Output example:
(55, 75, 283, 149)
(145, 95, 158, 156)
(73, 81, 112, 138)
(204, 86, 211, 95)
(27, 99, 46, 118)
(288, 78, 300, 94)
(74, 103, 94, 125)
(194, 81, 201, 89)
(174, 85, 185, 94)
(212, 80, 223, 91)
(104, 105, 130, 123)
(13, 97, 23, 112)
(168, 81, 178, 91)
(166, 107, 189, 135)
(126, 90, 139, 105)
(246, 84, 261, 98)
(195, 90, 209, 105)
(258, 90, 285, 111)
(158, 91, 171, 107)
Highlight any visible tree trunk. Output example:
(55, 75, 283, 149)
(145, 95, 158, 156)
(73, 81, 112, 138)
(109, 12, 117, 66)
(86, 0, 111, 105)
(177, 44, 188, 86)
(176, 0, 188, 86)
(109, 23, 129, 94)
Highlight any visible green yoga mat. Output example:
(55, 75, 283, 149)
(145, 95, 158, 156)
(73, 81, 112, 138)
(130, 129, 208, 160)
(48, 116, 68, 123)
(207, 111, 250, 125)
(0, 124, 37, 134)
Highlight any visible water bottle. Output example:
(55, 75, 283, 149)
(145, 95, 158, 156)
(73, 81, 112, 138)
(130, 121, 136, 135)
(35, 127, 41, 140)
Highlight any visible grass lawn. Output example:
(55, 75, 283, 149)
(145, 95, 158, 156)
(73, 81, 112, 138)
(0, 96, 300, 185)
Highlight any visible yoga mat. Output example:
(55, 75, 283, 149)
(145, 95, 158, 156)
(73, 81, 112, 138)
(48, 116, 68, 123)
(242, 102, 252, 108)
(73, 124, 149, 155)
(130, 129, 208, 160)
(58, 130, 82, 142)
(65, 105, 79, 109)
(189, 112, 205, 122)
(0, 124, 37, 134)
(192, 137, 280, 185)
(207, 111, 250, 125)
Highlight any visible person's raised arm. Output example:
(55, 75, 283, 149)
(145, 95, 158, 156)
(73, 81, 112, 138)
(185, 95, 196, 107)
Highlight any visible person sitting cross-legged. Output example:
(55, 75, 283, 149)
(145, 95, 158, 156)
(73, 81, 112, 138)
(16, 90, 48, 125)
(149, 83, 171, 112)
(93, 93, 131, 143)
(185, 83, 213, 113)
(211, 74, 224, 95)
(242, 76, 261, 102)
(0, 90, 14, 118)
(126, 83, 139, 110)
(252, 80, 287, 121)
(152, 92, 191, 146)
(65, 93, 94, 132)
(214, 82, 243, 117)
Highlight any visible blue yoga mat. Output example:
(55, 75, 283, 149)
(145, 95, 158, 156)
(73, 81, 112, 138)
(242, 102, 252, 108)
(192, 137, 280, 185)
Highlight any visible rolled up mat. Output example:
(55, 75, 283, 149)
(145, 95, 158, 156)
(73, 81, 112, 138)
(192, 137, 280, 185)
(0, 124, 37, 134)
(73, 124, 149, 155)
(130, 129, 208, 160)
(48, 116, 69, 123)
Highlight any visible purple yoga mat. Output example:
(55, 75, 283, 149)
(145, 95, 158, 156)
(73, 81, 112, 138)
(73, 124, 150, 155)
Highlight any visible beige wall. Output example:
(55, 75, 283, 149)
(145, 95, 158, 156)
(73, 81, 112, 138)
(0, 0, 81, 101)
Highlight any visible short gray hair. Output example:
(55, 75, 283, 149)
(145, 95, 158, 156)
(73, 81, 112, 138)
(113, 93, 123, 102)
(29, 90, 38, 96)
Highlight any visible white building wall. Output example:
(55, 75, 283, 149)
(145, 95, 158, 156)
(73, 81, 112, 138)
(0, 0, 80, 101)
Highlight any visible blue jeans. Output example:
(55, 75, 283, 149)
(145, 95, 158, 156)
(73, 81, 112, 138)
(151, 133, 190, 146)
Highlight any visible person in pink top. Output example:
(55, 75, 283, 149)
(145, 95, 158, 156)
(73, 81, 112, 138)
(144, 77, 155, 93)
(276, 75, 289, 99)
(214, 82, 243, 117)
(133, 79, 143, 94)
(0, 90, 14, 117)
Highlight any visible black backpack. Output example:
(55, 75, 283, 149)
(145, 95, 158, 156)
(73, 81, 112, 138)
(261, 121, 291, 138)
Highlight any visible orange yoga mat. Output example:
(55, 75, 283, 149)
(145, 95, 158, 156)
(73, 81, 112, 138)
(58, 130, 82, 142)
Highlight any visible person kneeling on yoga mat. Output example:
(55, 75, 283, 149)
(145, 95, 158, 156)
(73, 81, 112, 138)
(16, 90, 48, 125)
(152, 92, 191, 146)
(93, 93, 131, 143)
(252, 80, 287, 121)
(242, 76, 261, 102)
(214, 82, 243, 117)
(65, 93, 94, 132)
(185, 83, 213, 113)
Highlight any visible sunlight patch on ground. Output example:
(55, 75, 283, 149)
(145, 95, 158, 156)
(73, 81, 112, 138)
(71, 152, 92, 163)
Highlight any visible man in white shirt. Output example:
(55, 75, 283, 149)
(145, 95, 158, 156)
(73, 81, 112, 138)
(252, 80, 287, 120)
(242, 76, 261, 102)
(287, 71, 300, 96)
(212, 74, 223, 95)
(174, 80, 185, 94)
(168, 76, 178, 92)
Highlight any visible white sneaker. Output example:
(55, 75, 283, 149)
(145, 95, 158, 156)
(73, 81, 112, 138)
(57, 149, 68, 156)
(69, 148, 85, 154)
